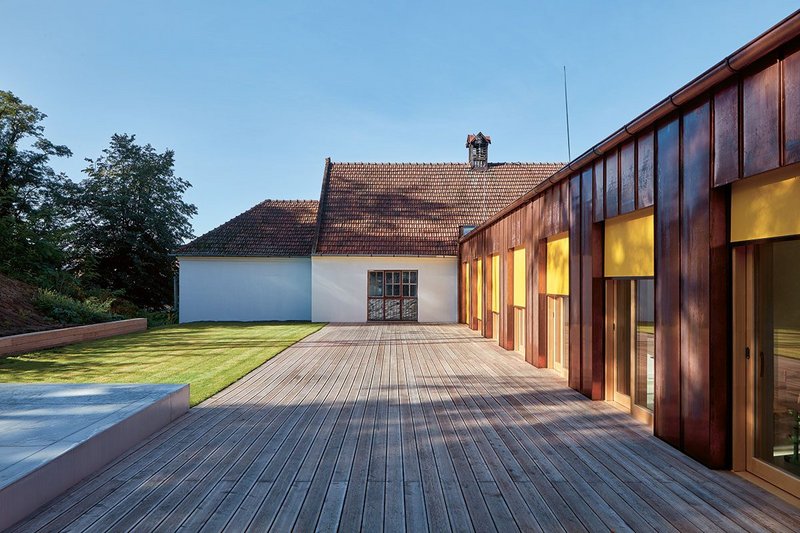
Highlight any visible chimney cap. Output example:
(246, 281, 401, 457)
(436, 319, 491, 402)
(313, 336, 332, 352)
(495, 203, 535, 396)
(466, 132, 491, 147)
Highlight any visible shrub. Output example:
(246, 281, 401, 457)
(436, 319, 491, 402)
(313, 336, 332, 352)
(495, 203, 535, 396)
(33, 289, 122, 325)
(138, 309, 177, 327)
(109, 297, 140, 317)
(33, 268, 84, 300)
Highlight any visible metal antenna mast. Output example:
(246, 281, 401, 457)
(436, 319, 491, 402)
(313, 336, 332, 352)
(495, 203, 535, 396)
(563, 65, 572, 161)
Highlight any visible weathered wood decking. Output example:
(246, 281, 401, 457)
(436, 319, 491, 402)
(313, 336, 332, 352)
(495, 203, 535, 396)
(12, 324, 800, 532)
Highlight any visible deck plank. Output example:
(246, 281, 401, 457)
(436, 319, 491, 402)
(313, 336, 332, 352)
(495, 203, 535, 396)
(236, 330, 364, 530)
(271, 327, 374, 531)
(10, 324, 800, 533)
(291, 326, 374, 531)
(384, 338, 406, 533)
(337, 333, 385, 531)
(401, 333, 452, 533)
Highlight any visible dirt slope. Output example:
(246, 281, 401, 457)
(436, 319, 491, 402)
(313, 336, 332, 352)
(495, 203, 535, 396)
(0, 272, 58, 337)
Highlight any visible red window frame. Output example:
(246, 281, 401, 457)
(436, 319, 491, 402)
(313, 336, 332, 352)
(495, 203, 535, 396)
(367, 270, 418, 321)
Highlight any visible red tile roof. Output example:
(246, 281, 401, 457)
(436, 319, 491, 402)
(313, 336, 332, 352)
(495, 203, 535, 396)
(314, 161, 563, 256)
(177, 200, 319, 257)
(466, 133, 491, 145)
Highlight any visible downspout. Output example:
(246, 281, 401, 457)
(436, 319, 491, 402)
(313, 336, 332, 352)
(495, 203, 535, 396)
(173, 268, 179, 323)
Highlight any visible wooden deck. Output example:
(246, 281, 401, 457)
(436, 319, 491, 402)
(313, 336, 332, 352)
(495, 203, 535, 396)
(13, 324, 800, 532)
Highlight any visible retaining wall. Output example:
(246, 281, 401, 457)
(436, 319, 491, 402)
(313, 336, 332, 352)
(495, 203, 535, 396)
(0, 318, 147, 357)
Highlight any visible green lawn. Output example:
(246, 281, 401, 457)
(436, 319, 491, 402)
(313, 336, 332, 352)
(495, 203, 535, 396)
(0, 322, 324, 406)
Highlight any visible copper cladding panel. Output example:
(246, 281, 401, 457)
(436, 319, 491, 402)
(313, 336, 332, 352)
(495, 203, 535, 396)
(637, 131, 655, 208)
(784, 47, 800, 164)
(655, 118, 682, 448)
(594, 159, 606, 222)
(713, 83, 740, 186)
(681, 103, 713, 463)
(605, 150, 619, 219)
(593, 159, 605, 222)
(620, 141, 636, 215)
(569, 175, 582, 392)
(743, 61, 780, 177)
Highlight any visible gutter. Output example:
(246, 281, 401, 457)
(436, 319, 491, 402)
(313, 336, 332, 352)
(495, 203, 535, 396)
(311, 254, 456, 258)
(175, 255, 313, 259)
(460, 8, 800, 243)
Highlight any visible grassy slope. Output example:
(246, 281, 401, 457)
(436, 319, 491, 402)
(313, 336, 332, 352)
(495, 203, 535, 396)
(0, 271, 58, 336)
(0, 322, 324, 406)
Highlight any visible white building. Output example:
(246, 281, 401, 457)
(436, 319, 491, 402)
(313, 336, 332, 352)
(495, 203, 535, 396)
(176, 134, 561, 323)
(176, 200, 318, 322)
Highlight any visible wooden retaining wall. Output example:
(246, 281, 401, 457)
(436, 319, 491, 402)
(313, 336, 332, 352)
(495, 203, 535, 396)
(0, 319, 148, 357)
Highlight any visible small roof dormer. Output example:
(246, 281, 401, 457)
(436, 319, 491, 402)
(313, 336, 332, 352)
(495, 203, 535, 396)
(466, 132, 491, 170)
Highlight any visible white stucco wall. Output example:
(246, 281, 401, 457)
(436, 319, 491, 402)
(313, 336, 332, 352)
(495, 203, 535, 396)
(311, 256, 458, 323)
(178, 257, 311, 322)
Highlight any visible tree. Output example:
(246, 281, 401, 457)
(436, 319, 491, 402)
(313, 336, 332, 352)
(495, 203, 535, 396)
(0, 90, 73, 282)
(71, 134, 196, 308)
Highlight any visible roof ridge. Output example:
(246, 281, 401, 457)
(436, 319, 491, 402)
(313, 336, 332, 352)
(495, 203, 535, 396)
(328, 161, 565, 166)
(495, 161, 566, 165)
(258, 198, 319, 203)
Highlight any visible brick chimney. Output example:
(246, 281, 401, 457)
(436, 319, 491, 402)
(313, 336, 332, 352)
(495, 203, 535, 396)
(466, 132, 491, 170)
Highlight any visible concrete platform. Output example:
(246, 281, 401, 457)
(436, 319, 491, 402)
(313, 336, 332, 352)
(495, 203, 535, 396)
(0, 383, 188, 530)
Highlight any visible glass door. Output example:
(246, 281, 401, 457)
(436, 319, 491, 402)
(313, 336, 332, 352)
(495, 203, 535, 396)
(514, 307, 525, 355)
(491, 254, 500, 341)
(606, 279, 655, 425)
(547, 295, 569, 378)
(463, 262, 471, 325)
(634, 279, 655, 414)
(737, 240, 800, 495)
(609, 280, 633, 409)
(367, 270, 418, 321)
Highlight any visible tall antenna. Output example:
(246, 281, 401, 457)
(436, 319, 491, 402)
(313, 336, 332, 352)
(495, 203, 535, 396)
(563, 65, 572, 161)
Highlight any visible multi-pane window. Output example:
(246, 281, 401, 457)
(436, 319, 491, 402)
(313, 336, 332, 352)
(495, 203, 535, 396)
(385, 271, 401, 296)
(368, 271, 384, 297)
(367, 270, 418, 321)
(402, 271, 417, 297)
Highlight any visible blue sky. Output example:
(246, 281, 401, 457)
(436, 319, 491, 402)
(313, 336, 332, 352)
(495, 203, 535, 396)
(2, 1, 797, 236)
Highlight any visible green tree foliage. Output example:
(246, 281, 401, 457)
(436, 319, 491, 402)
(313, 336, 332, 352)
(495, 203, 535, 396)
(70, 134, 196, 308)
(0, 90, 73, 283)
(0, 91, 196, 312)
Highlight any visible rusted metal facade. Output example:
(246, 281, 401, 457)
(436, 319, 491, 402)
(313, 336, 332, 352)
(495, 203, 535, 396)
(459, 12, 800, 469)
